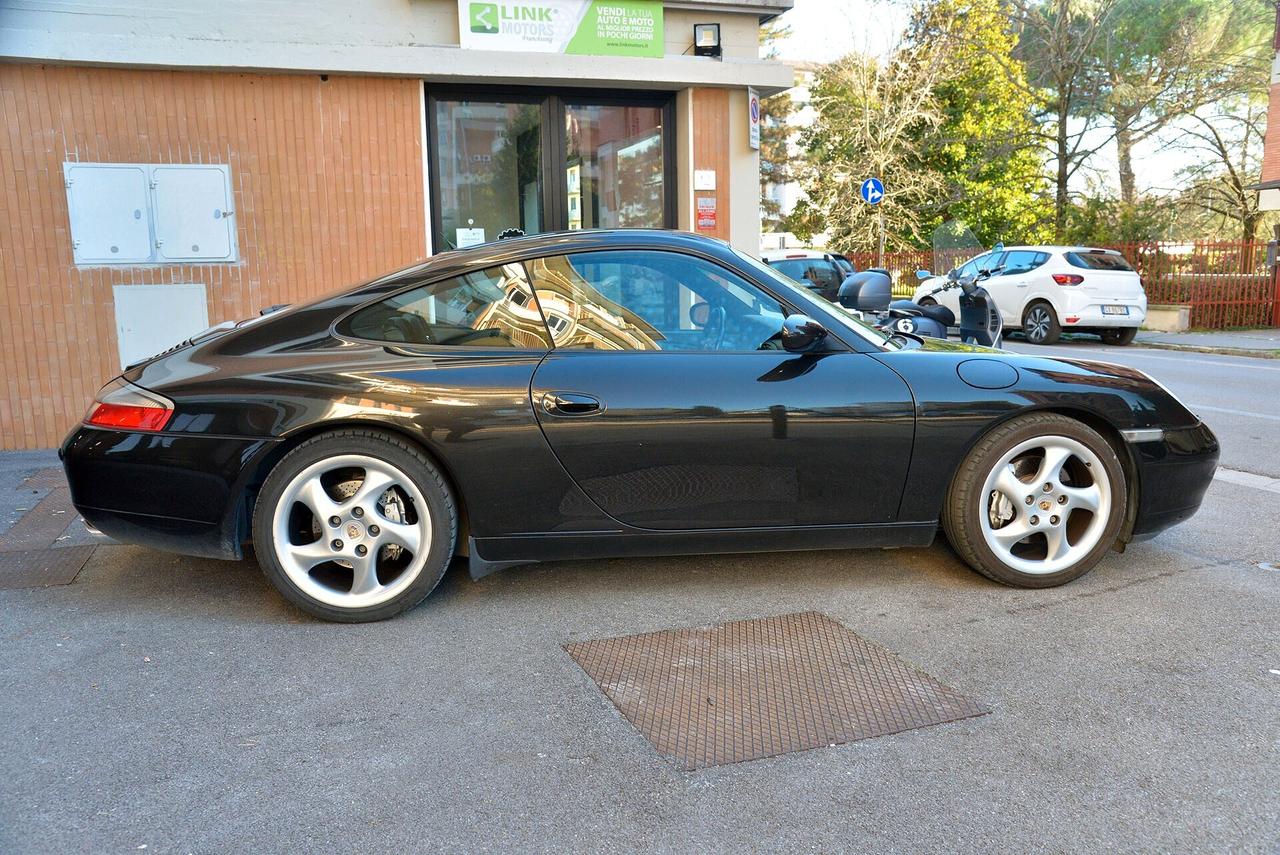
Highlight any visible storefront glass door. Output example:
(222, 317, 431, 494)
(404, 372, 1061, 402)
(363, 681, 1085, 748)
(428, 89, 673, 252)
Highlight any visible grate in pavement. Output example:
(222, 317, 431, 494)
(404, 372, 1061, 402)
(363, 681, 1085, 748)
(20, 467, 67, 492)
(565, 611, 988, 770)
(0, 546, 94, 589)
(0, 487, 77, 553)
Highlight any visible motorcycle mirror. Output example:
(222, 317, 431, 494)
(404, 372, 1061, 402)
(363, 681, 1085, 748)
(915, 269, 932, 281)
(780, 314, 828, 353)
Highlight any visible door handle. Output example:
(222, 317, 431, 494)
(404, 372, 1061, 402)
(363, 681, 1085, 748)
(542, 391, 602, 417)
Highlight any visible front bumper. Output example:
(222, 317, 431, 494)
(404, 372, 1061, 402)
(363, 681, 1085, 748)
(60, 426, 274, 559)
(1128, 421, 1219, 540)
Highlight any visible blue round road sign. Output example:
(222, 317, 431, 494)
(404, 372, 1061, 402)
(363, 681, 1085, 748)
(860, 177, 884, 205)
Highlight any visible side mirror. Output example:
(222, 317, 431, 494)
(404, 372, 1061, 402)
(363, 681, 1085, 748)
(780, 315, 828, 353)
(992, 241, 1005, 254)
(689, 301, 711, 327)
(947, 268, 960, 281)
(915, 269, 932, 281)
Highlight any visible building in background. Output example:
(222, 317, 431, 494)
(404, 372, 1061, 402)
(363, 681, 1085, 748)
(0, 0, 792, 449)
(1256, 4, 1280, 212)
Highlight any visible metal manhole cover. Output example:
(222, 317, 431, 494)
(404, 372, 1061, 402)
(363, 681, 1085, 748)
(0, 546, 95, 590)
(565, 611, 988, 770)
(20, 467, 67, 492)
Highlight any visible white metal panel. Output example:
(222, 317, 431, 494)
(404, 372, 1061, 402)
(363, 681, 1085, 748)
(64, 164, 153, 263)
(112, 283, 209, 369)
(152, 165, 236, 261)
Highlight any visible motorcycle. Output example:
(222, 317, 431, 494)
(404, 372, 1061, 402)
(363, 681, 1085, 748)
(836, 247, 1005, 348)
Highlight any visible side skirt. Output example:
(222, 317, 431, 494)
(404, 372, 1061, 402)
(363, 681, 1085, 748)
(468, 522, 938, 580)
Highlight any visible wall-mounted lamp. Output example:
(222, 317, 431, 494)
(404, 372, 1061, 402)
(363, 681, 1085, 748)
(693, 23, 722, 58)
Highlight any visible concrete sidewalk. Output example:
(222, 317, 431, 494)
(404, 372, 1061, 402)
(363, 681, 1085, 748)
(1134, 328, 1280, 357)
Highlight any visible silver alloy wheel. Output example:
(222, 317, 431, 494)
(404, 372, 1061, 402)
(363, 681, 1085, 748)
(270, 453, 432, 609)
(1024, 305, 1052, 342)
(978, 435, 1111, 575)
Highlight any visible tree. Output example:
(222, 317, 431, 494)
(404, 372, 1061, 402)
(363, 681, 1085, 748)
(1093, 0, 1272, 205)
(794, 16, 968, 253)
(1009, 0, 1120, 240)
(905, 0, 1053, 246)
(1174, 95, 1268, 244)
(758, 19, 796, 231)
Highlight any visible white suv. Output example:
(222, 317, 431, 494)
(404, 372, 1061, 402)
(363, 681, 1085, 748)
(912, 246, 1147, 345)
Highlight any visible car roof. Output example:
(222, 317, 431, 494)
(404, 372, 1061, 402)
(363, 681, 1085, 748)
(977, 245, 1123, 255)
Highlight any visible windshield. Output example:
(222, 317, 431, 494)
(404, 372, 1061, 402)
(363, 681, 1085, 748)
(732, 248, 898, 349)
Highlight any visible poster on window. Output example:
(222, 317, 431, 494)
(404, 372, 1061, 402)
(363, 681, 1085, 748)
(459, 0, 663, 57)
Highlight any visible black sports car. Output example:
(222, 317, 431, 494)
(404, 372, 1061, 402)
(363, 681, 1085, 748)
(61, 230, 1218, 622)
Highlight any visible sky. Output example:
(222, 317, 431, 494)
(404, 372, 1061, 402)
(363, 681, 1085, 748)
(767, 0, 1195, 198)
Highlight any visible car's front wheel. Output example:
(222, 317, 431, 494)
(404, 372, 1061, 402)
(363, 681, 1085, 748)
(252, 429, 456, 622)
(1100, 327, 1138, 346)
(1022, 301, 1061, 345)
(942, 414, 1127, 588)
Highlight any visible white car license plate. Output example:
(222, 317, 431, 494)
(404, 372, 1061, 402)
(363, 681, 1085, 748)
(1102, 305, 1129, 316)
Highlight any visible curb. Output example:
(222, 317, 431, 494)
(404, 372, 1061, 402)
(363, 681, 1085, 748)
(1131, 340, 1280, 360)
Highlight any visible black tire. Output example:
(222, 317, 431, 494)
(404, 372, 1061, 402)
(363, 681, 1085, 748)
(1022, 301, 1061, 345)
(1100, 327, 1138, 346)
(941, 413, 1127, 588)
(252, 429, 457, 622)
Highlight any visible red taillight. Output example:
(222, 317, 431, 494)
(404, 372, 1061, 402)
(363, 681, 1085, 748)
(83, 380, 173, 432)
(1052, 274, 1084, 285)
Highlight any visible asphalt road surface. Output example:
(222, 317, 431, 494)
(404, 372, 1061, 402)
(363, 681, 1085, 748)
(1, 341, 1277, 854)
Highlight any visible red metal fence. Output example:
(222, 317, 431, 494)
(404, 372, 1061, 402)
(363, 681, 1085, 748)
(847, 241, 1278, 329)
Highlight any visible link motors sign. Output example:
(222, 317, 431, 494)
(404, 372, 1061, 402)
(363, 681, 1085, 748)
(459, 0, 664, 57)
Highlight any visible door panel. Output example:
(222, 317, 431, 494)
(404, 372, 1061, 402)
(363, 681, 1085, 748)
(530, 350, 916, 530)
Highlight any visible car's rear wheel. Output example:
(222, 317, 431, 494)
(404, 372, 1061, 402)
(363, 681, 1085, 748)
(252, 429, 456, 622)
(1022, 302, 1061, 345)
(1100, 327, 1138, 346)
(942, 414, 1126, 588)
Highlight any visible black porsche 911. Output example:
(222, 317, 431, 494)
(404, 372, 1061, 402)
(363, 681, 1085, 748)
(61, 230, 1219, 622)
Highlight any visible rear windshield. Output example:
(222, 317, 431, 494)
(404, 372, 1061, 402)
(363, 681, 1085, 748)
(1065, 251, 1134, 272)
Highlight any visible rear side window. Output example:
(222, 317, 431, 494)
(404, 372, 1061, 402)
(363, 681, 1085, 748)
(1065, 251, 1134, 272)
(999, 250, 1049, 276)
(337, 263, 553, 349)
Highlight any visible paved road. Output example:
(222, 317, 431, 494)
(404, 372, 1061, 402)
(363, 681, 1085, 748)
(1004, 336, 1280, 479)
(1, 343, 1278, 853)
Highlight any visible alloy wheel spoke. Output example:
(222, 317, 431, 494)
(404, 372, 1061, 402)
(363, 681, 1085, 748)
(990, 518, 1034, 546)
(297, 477, 341, 522)
(287, 539, 335, 570)
(349, 554, 382, 597)
(1034, 445, 1072, 487)
(1061, 483, 1101, 512)
(1044, 526, 1072, 562)
(377, 519, 422, 554)
(992, 465, 1026, 502)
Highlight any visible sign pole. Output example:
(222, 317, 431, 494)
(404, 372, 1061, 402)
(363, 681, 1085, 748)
(877, 208, 884, 269)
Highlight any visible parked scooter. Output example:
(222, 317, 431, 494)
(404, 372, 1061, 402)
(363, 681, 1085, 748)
(836, 254, 1004, 348)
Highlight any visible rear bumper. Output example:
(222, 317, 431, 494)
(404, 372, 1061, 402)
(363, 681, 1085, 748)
(1058, 291, 1147, 329)
(60, 426, 273, 560)
(1129, 421, 1219, 540)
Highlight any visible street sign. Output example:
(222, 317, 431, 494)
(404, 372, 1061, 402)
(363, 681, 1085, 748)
(860, 177, 884, 205)
(748, 88, 760, 151)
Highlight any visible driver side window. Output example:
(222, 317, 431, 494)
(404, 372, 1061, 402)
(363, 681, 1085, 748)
(525, 250, 786, 352)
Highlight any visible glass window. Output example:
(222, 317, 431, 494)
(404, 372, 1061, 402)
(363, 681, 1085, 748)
(525, 250, 787, 352)
(433, 100, 543, 249)
(956, 252, 992, 278)
(1000, 250, 1046, 276)
(565, 104, 665, 230)
(338, 264, 552, 349)
(1066, 251, 1135, 271)
(767, 258, 844, 300)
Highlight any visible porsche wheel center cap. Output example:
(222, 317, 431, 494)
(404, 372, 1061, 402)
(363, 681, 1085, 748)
(1039, 500, 1052, 511)
(345, 522, 365, 541)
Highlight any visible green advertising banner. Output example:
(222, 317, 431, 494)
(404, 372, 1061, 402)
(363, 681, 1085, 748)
(458, 1, 664, 58)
